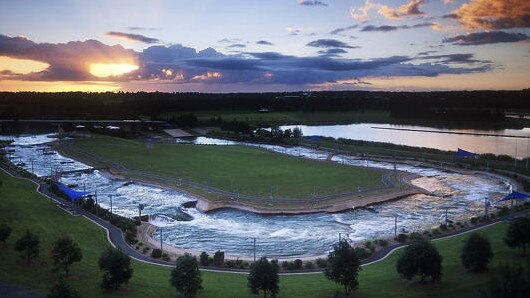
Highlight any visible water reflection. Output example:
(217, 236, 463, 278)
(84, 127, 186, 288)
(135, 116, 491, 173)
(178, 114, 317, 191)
(281, 123, 530, 158)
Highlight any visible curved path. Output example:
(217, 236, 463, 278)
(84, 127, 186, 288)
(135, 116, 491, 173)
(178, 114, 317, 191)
(1, 161, 526, 276)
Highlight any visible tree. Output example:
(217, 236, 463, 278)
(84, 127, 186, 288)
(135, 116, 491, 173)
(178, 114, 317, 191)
(50, 236, 82, 276)
(199, 251, 209, 266)
(15, 229, 40, 263)
(324, 240, 362, 295)
(0, 224, 12, 246)
(248, 257, 279, 298)
(487, 263, 530, 298)
(170, 254, 202, 298)
(47, 276, 81, 298)
(98, 247, 133, 290)
(461, 233, 493, 271)
(213, 250, 224, 266)
(396, 237, 443, 283)
(505, 217, 530, 256)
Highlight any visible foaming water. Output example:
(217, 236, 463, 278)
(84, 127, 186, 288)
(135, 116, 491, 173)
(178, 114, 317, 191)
(3, 134, 512, 258)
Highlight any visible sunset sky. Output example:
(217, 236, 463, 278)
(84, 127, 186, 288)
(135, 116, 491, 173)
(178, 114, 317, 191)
(0, 0, 528, 92)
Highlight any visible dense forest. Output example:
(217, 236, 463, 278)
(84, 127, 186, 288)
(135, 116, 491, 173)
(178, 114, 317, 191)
(0, 90, 528, 121)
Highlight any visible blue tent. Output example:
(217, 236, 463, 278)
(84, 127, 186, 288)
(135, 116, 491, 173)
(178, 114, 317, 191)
(495, 191, 530, 203)
(55, 183, 90, 201)
(456, 148, 478, 158)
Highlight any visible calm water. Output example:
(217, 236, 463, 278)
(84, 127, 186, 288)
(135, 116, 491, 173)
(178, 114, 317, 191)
(3, 134, 512, 258)
(281, 123, 530, 158)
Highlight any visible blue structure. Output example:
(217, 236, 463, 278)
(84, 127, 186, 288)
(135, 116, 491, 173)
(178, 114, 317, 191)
(55, 182, 90, 201)
(456, 148, 479, 158)
(495, 191, 530, 203)
(308, 135, 322, 142)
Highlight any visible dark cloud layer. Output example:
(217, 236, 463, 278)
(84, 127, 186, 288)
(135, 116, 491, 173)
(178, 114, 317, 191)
(298, 0, 328, 7)
(0, 34, 493, 86)
(329, 25, 358, 35)
(361, 22, 433, 32)
(106, 31, 160, 44)
(443, 31, 530, 46)
(306, 39, 357, 48)
(256, 40, 274, 45)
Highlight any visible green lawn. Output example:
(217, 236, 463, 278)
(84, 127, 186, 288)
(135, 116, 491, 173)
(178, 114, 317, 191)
(0, 170, 528, 297)
(65, 134, 383, 198)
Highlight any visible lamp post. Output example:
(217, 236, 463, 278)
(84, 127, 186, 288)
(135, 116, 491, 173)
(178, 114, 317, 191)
(253, 238, 256, 262)
(109, 194, 113, 215)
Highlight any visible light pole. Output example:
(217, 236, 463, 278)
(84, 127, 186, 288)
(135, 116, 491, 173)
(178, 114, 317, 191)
(110, 194, 113, 215)
(253, 238, 256, 262)
(394, 214, 398, 237)
(484, 197, 490, 218)
(160, 227, 163, 252)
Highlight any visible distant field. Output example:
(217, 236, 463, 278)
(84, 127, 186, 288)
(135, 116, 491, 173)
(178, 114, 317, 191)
(193, 110, 391, 125)
(1, 170, 527, 297)
(64, 134, 383, 198)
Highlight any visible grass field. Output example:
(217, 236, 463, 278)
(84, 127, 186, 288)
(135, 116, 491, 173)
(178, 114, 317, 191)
(64, 134, 383, 198)
(191, 110, 391, 126)
(1, 169, 529, 297)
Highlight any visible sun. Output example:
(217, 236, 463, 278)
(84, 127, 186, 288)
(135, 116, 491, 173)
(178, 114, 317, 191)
(89, 63, 139, 78)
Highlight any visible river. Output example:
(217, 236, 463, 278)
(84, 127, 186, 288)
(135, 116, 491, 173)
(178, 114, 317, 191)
(281, 123, 530, 158)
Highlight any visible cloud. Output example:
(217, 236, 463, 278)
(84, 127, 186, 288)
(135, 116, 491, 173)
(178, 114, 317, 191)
(306, 39, 358, 48)
(351, 0, 427, 21)
(256, 40, 274, 45)
(218, 38, 240, 43)
(378, 0, 426, 19)
(298, 0, 328, 6)
(416, 53, 491, 64)
(127, 26, 158, 31)
(441, 0, 455, 4)
(443, 31, 530, 45)
(317, 48, 348, 57)
(287, 27, 303, 35)
(227, 43, 246, 48)
(329, 25, 358, 35)
(106, 31, 160, 44)
(0, 34, 493, 87)
(361, 22, 434, 32)
(351, 0, 376, 21)
(0, 35, 137, 81)
(450, 0, 530, 30)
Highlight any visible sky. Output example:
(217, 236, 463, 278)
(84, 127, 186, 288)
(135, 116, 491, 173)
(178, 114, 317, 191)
(0, 0, 529, 92)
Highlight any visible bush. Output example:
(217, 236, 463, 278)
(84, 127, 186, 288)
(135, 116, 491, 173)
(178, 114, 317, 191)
(395, 233, 408, 243)
(293, 259, 303, 270)
(142, 247, 150, 254)
(305, 261, 314, 269)
(316, 258, 327, 268)
(226, 260, 236, 269)
(162, 253, 170, 261)
(376, 239, 388, 247)
(470, 217, 478, 224)
(353, 247, 372, 259)
(364, 241, 375, 253)
(151, 248, 162, 259)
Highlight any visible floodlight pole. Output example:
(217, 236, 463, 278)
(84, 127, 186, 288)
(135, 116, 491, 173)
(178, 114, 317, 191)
(484, 197, 489, 218)
(253, 238, 256, 262)
(445, 207, 449, 225)
(515, 138, 518, 168)
(527, 135, 529, 168)
(160, 227, 163, 252)
(95, 191, 98, 217)
(339, 232, 341, 242)
(394, 214, 398, 237)
(110, 194, 113, 215)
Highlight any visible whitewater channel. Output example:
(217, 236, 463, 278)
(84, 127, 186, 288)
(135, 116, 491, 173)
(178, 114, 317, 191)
(2, 134, 513, 259)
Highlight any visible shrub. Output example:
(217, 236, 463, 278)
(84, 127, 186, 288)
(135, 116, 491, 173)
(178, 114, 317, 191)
(151, 248, 162, 258)
(470, 217, 478, 224)
(226, 260, 236, 269)
(396, 237, 443, 283)
(316, 258, 327, 268)
(293, 259, 303, 270)
(162, 253, 170, 261)
(395, 233, 408, 243)
(305, 261, 314, 269)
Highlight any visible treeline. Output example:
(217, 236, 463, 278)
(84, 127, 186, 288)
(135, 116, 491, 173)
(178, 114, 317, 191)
(0, 90, 528, 120)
